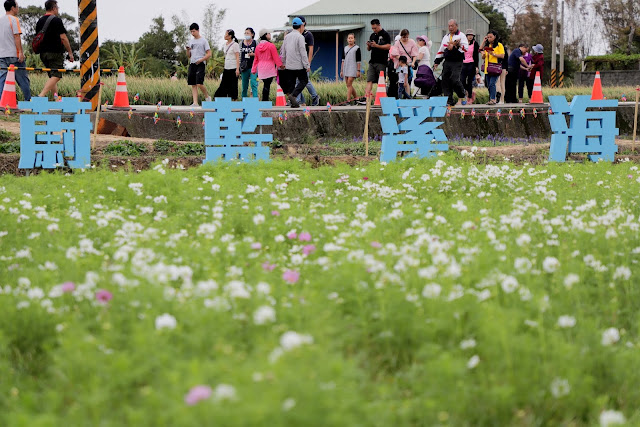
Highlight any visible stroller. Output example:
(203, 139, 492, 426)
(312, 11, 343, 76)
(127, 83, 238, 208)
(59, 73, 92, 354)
(413, 64, 438, 97)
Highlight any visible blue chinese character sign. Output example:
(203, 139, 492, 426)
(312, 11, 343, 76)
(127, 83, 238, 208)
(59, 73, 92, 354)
(548, 95, 619, 162)
(379, 97, 449, 163)
(18, 97, 92, 169)
(202, 98, 272, 163)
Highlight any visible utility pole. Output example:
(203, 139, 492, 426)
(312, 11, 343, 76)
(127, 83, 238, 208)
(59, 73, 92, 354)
(78, 0, 100, 111)
(559, 0, 564, 87)
(551, 0, 557, 88)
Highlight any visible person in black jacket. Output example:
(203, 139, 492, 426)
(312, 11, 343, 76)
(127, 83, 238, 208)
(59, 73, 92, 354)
(461, 29, 479, 104)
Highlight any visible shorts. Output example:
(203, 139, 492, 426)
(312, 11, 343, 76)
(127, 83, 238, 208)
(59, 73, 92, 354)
(40, 52, 64, 78)
(188, 62, 206, 85)
(367, 62, 386, 82)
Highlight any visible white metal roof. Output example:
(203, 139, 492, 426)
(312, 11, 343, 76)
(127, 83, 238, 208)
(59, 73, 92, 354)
(291, 0, 452, 16)
(271, 24, 366, 32)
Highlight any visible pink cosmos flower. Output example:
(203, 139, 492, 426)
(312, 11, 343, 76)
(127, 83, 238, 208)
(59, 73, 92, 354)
(286, 231, 297, 240)
(371, 241, 382, 248)
(251, 242, 262, 250)
(271, 210, 280, 216)
(628, 175, 633, 179)
(96, 289, 113, 304)
(298, 232, 312, 242)
(302, 245, 316, 256)
(282, 270, 300, 284)
(61, 282, 75, 293)
(363, 177, 369, 181)
(184, 385, 212, 406)
(262, 262, 277, 272)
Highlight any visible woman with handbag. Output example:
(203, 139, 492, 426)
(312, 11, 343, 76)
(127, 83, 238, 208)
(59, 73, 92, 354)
(214, 29, 241, 100)
(240, 28, 258, 98)
(480, 30, 505, 105)
(389, 29, 418, 97)
(340, 33, 361, 103)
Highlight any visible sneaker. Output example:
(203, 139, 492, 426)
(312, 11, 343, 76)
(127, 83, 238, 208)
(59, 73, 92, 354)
(205, 96, 212, 102)
(288, 94, 300, 108)
(190, 103, 200, 108)
(356, 100, 367, 106)
(311, 95, 320, 106)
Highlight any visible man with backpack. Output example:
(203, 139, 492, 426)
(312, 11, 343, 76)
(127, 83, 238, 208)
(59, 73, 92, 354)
(34, 0, 74, 98)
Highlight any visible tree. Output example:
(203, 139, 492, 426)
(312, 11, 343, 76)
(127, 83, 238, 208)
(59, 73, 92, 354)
(138, 16, 178, 75)
(473, 1, 511, 43)
(201, 3, 226, 48)
(595, 0, 640, 54)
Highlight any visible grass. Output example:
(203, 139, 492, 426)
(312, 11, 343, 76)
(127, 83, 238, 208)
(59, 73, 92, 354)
(1, 156, 640, 425)
(23, 74, 639, 106)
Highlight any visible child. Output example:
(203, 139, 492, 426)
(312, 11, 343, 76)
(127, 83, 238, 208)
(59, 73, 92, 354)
(397, 55, 410, 99)
(186, 23, 212, 107)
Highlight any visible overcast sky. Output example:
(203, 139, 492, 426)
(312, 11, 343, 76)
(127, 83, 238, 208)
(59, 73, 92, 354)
(19, 0, 317, 44)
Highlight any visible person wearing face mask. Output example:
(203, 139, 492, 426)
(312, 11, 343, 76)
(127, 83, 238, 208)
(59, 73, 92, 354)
(240, 27, 258, 98)
(214, 29, 240, 100)
(251, 28, 282, 102)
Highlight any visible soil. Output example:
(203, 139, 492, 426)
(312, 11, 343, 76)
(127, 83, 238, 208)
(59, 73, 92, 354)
(2, 117, 639, 175)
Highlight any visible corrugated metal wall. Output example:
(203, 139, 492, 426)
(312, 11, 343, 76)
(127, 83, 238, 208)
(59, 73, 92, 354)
(292, 0, 488, 80)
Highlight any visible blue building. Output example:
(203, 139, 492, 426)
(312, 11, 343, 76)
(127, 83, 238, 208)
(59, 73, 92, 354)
(283, 0, 490, 81)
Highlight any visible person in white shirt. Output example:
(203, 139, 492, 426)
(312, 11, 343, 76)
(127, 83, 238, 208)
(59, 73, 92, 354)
(0, 0, 30, 101)
(213, 29, 240, 100)
(433, 19, 468, 106)
(415, 35, 432, 68)
(186, 23, 211, 107)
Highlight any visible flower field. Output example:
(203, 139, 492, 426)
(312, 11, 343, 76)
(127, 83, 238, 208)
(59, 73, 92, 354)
(1, 156, 639, 425)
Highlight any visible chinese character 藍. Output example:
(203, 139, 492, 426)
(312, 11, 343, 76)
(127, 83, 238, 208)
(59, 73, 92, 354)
(18, 97, 92, 169)
(202, 98, 272, 163)
(548, 95, 619, 162)
(379, 97, 449, 163)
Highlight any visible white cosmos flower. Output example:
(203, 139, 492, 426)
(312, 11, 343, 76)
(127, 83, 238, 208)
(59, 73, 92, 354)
(253, 214, 265, 225)
(516, 234, 532, 247)
(422, 283, 442, 299)
(213, 384, 236, 402)
(280, 331, 313, 351)
(550, 377, 571, 398)
(460, 338, 477, 350)
(501, 276, 519, 293)
(467, 355, 480, 369)
(557, 315, 576, 328)
(564, 273, 579, 289)
(601, 327, 620, 346)
(253, 305, 276, 325)
(282, 398, 296, 411)
(599, 410, 626, 427)
(542, 257, 560, 273)
(613, 266, 631, 281)
(155, 313, 177, 330)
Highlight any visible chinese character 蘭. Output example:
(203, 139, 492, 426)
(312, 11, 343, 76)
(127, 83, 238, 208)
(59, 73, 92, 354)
(18, 97, 92, 169)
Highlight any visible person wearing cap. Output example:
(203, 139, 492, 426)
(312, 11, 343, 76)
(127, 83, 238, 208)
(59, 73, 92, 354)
(415, 35, 432, 68)
(294, 16, 320, 106)
(433, 19, 468, 107)
(527, 44, 544, 98)
(252, 28, 282, 102)
(461, 28, 479, 104)
(279, 17, 309, 108)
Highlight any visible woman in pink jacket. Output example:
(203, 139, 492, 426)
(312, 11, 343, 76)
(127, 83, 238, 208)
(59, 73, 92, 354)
(251, 28, 283, 102)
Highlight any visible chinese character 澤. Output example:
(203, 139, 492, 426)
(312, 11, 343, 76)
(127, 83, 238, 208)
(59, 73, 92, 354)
(202, 98, 272, 163)
(379, 97, 449, 163)
(548, 95, 619, 162)
(18, 97, 92, 169)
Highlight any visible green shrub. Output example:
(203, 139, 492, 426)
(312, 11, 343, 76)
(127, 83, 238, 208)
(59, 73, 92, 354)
(153, 139, 177, 154)
(174, 143, 204, 156)
(0, 142, 20, 153)
(103, 140, 148, 156)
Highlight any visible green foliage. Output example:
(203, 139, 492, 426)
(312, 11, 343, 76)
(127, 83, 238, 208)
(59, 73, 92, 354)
(153, 139, 177, 154)
(103, 141, 149, 157)
(1, 158, 640, 425)
(0, 129, 17, 143)
(0, 142, 19, 154)
(138, 16, 179, 76)
(153, 140, 204, 156)
(583, 54, 640, 71)
(101, 41, 150, 76)
(473, 1, 511, 43)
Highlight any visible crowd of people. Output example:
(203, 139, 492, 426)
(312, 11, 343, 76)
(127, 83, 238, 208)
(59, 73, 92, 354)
(0, 1, 546, 108)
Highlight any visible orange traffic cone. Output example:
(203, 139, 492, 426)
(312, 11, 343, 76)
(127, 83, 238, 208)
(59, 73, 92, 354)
(112, 66, 130, 108)
(374, 71, 387, 106)
(275, 84, 286, 107)
(591, 71, 603, 100)
(0, 64, 17, 109)
(529, 71, 543, 104)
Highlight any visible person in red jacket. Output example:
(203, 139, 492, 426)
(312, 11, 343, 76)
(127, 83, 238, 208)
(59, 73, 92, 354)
(251, 29, 283, 102)
(527, 44, 544, 97)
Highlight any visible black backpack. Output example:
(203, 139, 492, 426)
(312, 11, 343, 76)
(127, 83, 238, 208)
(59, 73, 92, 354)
(32, 15, 55, 54)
